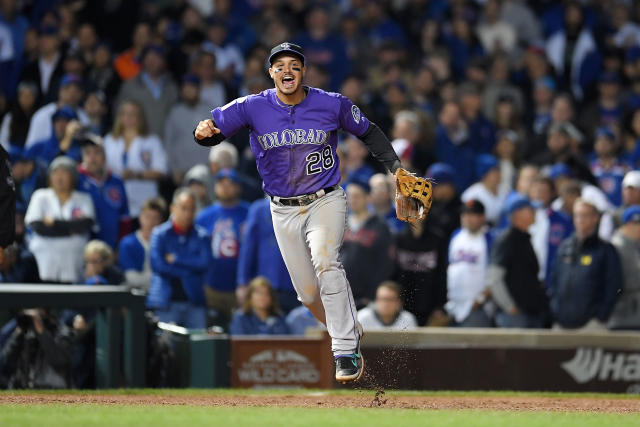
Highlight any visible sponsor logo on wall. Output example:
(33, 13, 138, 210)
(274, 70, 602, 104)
(237, 349, 320, 385)
(562, 347, 640, 383)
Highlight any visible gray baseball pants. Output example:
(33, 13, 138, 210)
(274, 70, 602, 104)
(270, 187, 360, 355)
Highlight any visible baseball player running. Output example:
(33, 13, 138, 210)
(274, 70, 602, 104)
(194, 42, 410, 383)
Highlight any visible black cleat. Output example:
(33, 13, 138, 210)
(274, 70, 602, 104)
(335, 349, 364, 384)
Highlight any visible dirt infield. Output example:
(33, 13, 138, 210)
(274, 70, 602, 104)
(1, 392, 639, 413)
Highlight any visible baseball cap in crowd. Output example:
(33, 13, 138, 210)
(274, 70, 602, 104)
(595, 126, 615, 141)
(497, 129, 518, 144)
(506, 194, 533, 216)
(78, 133, 104, 148)
(141, 44, 166, 60)
(476, 154, 499, 179)
(48, 155, 78, 178)
(599, 72, 621, 85)
(623, 205, 640, 224)
(347, 176, 371, 194)
(462, 199, 485, 215)
(622, 205, 640, 224)
(215, 168, 240, 184)
(60, 73, 83, 88)
(268, 42, 306, 66)
(427, 163, 456, 185)
(51, 105, 78, 121)
(182, 73, 200, 86)
(184, 164, 210, 186)
(549, 163, 571, 180)
(39, 24, 58, 36)
(622, 170, 640, 189)
(535, 76, 556, 92)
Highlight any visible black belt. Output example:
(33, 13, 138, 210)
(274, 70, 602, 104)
(271, 185, 339, 206)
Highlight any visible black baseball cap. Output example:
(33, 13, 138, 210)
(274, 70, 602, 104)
(461, 199, 485, 215)
(268, 42, 305, 66)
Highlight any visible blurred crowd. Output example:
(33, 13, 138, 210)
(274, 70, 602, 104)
(2, 0, 640, 388)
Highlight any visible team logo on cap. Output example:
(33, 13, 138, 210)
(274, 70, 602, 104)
(281, 42, 291, 49)
(352, 105, 361, 124)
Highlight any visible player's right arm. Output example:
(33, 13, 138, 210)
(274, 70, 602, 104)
(194, 96, 251, 147)
(193, 119, 226, 147)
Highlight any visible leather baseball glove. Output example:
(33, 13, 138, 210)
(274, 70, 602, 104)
(395, 168, 433, 223)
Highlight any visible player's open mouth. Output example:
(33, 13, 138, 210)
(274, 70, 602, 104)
(282, 75, 295, 89)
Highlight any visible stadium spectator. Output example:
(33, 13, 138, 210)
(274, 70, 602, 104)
(446, 200, 493, 327)
(494, 129, 519, 196)
(342, 179, 394, 309)
(237, 197, 297, 314)
(394, 214, 448, 326)
(146, 188, 211, 329)
(0, 0, 28, 98)
(461, 154, 507, 226)
(25, 74, 89, 148)
(549, 198, 622, 330)
(426, 162, 462, 238)
(477, 0, 517, 56)
(294, 4, 349, 92)
(11, 149, 47, 206)
(529, 176, 574, 285)
(369, 173, 406, 235)
(0, 308, 73, 389)
(229, 276, 289, 335)
(104, 100, 167, 217)
(114, 45, 179, 138)
(27, 106, 84, 165)
(208, 140, 262, 202)
(118, 197, 166, 293)
(0, 81, 37, 153)
(25, 156, 95, 283)
(193, 49, 228, 110)
(87, 43, 121, 105)
(390, 110, 432, 173)
(165, 74, 211, 185)
(113, 22, 151, 81)
(612, 170, 640, 229)
(435, 101, 475, 191)
(579, 73, 623, 138)
(82, 91, 109, 137)
(82, 240, 123, 285)
(488, 195, 549, 328)
(19, 25, 65, 104)
(196, 168, 249, 325)
(183, 165, 211, 215)
(358, 281, 418, 331)
(545, 1, 601, 101)
(77, 134, 130, 249)
(458, 82, 496, 154)
(202, 17, 244, 84)
(534, 122, 594, 184)
(589, 127, 628, 207)
(341, 135, 375, 187)
(609, 205, 640, 330)
(285, 305, 324, 336)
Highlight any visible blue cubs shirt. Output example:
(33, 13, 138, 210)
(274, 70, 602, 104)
(77, 167, 130, 249)
(589, 157, 629, 207)
(196, 202, 250, 292)
(211, 87, 370, 197)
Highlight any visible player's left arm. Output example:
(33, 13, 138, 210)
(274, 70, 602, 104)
(338, 95, 401, 174)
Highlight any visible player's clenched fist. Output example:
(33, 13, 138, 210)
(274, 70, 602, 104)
(195, 119, 220, 140)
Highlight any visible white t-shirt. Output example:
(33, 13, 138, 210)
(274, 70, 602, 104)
(357, 306, 418, 331)
(25, 102, 91, 148)
(461, 182, 508, 225)
(25, 188, 95, 282)
(445, 228, 490, 323)
(103, 133, 167, 216)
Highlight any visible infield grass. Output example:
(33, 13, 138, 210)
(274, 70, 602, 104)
(0, 390, 639, 426)
(1, 404, 639, 427)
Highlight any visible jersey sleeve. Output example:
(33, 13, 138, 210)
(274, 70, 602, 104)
(211, 96, 251, 137)
(24, 190, 45, 224)
(338, 95, 370, 137)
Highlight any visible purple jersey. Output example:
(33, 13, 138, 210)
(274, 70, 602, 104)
(211, 87, 370, 197)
